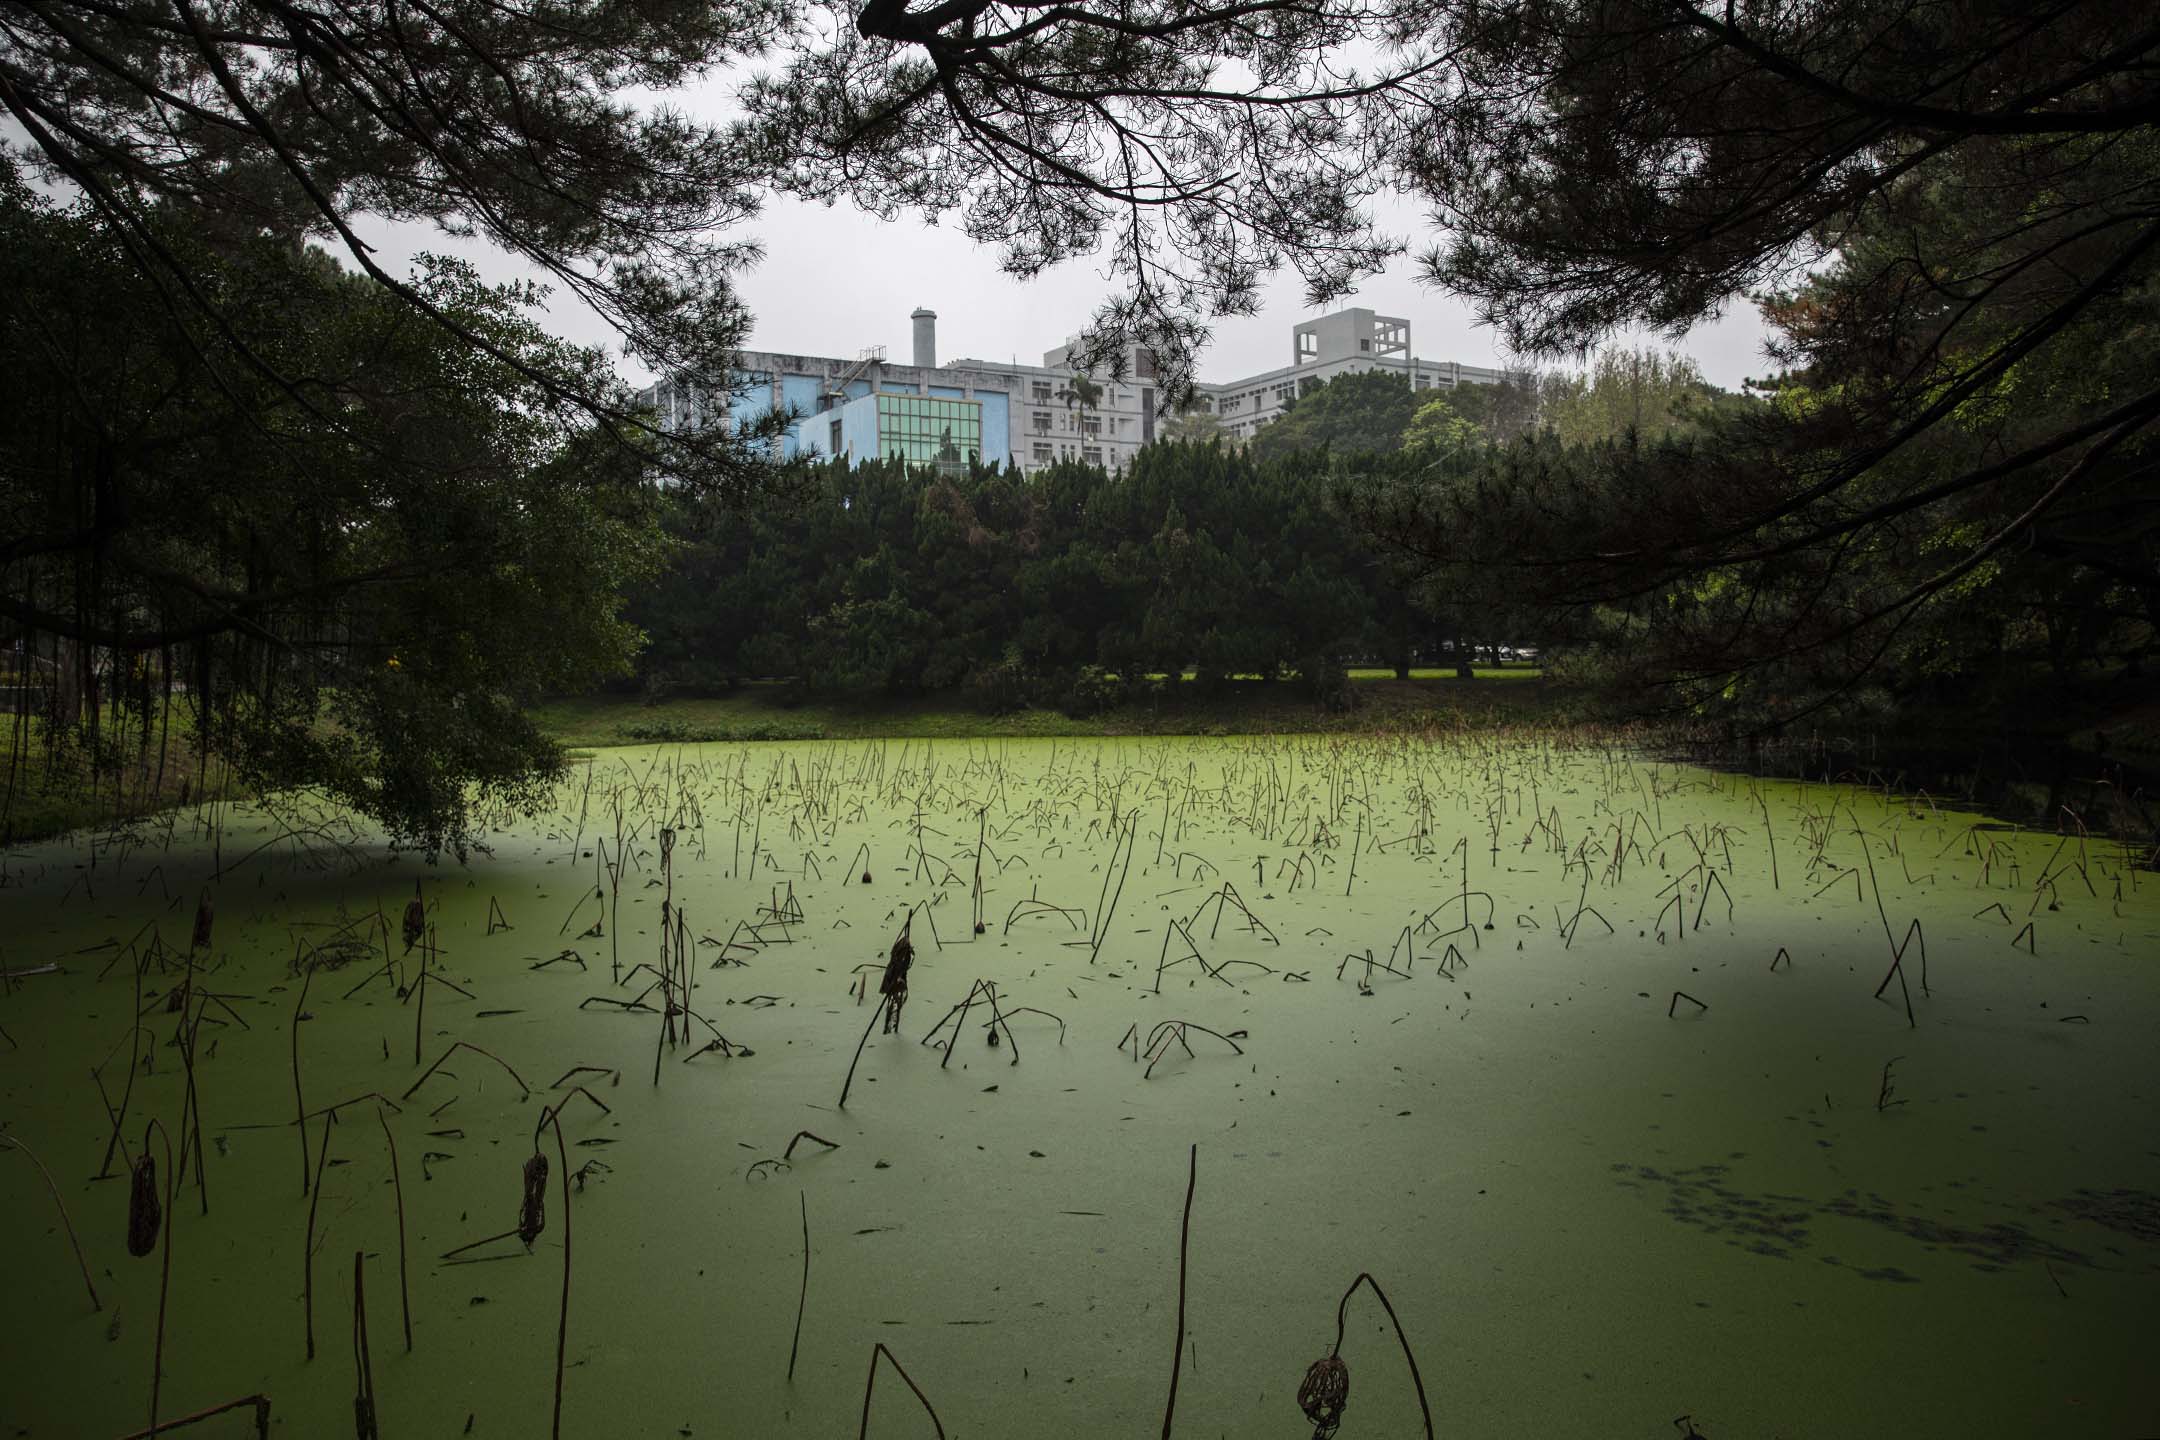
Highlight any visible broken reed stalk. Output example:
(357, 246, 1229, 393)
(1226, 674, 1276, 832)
(98, 956, 149, 1177)
(412, 927, 431, 1066)
(401, 1040, 532, 1102)
(855, 1342, 946, 1440)
(142, 1118, 177, 1437)
(1329, 1273, 1435, 1439)
(112, 1393, 272, 1439)
(971, 808, 987, 932)
(1161, 1142, 1196, 1440)
(352, 1251, 378, 1440)
(1087, 815, 1139, 965)
(838, 994, 889, 1109)
(1758, 795, 1779, 891)
(292, 958, 315, 1197)
(0, 1134, 101, 1309)
(1873, 952, 1918, 1028)
(788, 1190, 810, 1383)
(379, 1106, 413, 1351)
(542, 1105, 573, 1440)
(304, 1110, 336, 1360)
(783, 1131, 839, 1161)
(1875, 1057, 1906, 1112)
(175, 993, 208, 1215)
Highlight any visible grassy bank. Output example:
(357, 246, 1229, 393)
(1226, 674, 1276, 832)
(0, 712, 234, 845)
(530, 669, 1569, 747)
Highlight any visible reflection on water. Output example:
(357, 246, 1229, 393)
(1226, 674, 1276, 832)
(1616, 1159, 2160, 1281)
(1687, 735, 2156, 856)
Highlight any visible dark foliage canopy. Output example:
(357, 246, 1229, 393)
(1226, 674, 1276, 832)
(1245, 371, 1423, 463)
(0, 0, 784, 488)
(1335, 2, 2160, 718)
(0, 179, 662, 850)
(627, 442, 1480, 708)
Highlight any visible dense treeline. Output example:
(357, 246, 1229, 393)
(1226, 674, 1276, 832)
(627, 354, 1738, 714)
(1, 180, 663, 852)
(627, 441, 1470, 711)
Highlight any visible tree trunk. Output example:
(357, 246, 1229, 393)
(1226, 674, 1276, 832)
(51, 636, 82, 729)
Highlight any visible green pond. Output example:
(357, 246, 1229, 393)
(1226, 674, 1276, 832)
(2, 736, 2155, 1438)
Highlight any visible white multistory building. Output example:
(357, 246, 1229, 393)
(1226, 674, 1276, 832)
(638, 305, 1502, 474)
(1193, 308, 1507, 444)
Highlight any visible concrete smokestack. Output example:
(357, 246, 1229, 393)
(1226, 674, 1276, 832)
(911, 307, 937, 369)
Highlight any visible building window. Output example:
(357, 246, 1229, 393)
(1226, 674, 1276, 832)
(1031, 382, 1053, 402)
(1359, 339, 1370, 351)
(1297, 331, 1317, 361)
(874, 392, 982, 466)
(1032, 443, 1052, 462)
(1033, 411, 1052, 434)
(1082, 447, 1102, 466)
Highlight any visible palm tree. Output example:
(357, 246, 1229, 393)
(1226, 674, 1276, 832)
(1057, 375, 1105, 449)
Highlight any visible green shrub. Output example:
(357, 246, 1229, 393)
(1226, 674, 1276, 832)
(1055, 664, 1121, 717)
(617, 718, 825, 743)
(962, 651, 1033, 715)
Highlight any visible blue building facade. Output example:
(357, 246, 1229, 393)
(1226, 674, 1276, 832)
(638, 304, 1496, 475)
(648, 346, 1022, 472)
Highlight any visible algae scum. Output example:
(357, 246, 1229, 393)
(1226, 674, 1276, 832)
(2, 736, 2156, 1438)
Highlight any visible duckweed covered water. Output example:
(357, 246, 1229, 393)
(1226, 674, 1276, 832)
(2, 735, 2156, 1437)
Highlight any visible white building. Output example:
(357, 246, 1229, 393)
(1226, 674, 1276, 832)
(1196, 308, 1507, 443)
(949, 335, 1163, 473)
(639, 305, 1501, 473)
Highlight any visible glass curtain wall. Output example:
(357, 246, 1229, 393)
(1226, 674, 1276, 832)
(877, 394, 982, 466)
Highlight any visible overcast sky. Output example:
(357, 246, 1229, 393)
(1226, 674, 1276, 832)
(362, 184, 1776, 394)
(744, 193, 1774, 390)
(15, 69, 1776, 394)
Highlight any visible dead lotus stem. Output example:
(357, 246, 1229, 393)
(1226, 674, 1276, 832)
(1327, 1272, 1434, 1439)
(304, 1110, 336, 1360)
(402, 1040, 532, 1102)
(139, 1118, 177, 1437)
(1, 1134, 101, 1309)
(541, 1106, 573, 1440)
(541, 1086, 613, 1126)
(1161, 1142, 1197, 1440)
(291, 959, 317, 1198)
(352, 1250, 378, 1439)
(856, 1342, 946, 1440)
(788, 1190, 811, 1383)
(783, 1130, 840, 1160)
(304, 1091, 406, 1123)
(838, 994, 889, 1109)
(174, 994, 209, 1216)
(97, 960, 150, 1178)
(111, 1392, 271, 1439)
(379, 1106, 414, 1352)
